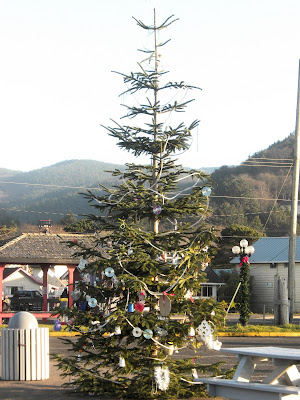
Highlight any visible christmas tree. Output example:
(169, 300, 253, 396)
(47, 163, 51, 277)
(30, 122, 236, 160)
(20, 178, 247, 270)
(55, 10, 226, 399)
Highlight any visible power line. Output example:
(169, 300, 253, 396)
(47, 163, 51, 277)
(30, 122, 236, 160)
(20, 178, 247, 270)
(0, 181, 103, 191)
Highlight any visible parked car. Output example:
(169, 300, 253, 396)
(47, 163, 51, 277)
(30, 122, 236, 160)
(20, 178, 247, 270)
(11, 290, 43, 311)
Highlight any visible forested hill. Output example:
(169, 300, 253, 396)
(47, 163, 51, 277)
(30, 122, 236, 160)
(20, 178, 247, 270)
(0, 160, 126, 225)
(0, 133, 295, 233)
(209, 133, 295, 236)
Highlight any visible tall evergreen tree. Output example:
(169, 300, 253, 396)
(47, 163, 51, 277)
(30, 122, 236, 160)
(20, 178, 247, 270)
(55, 11, 226, 399)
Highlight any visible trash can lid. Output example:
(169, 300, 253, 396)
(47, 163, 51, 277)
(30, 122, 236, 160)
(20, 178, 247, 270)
(8, 311, 38, 329)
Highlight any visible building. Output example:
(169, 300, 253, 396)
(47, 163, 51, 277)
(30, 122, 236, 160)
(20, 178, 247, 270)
(231, 237, 300, 313)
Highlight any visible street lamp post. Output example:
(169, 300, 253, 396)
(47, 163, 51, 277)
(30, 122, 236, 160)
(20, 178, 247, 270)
(232, 239, 255, 326)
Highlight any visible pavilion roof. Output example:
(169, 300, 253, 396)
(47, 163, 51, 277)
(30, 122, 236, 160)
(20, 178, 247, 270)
(0, 233, 97, 265)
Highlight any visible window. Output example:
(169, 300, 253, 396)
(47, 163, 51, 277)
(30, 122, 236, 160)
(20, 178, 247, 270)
(201, 285, 213, 298)
(270, 263, 277, 269)
(6, 286, 23, 296)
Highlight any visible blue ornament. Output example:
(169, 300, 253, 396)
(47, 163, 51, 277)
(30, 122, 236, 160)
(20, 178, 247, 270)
(53, 320, 62, 332)
(202, 186, 212, 196)
(88, 298, 98, 308)
(128, 303, 134, 312)
(105, 267, 114, 277)
(153, 205, 162, 215)
(143, 329, 153, 339)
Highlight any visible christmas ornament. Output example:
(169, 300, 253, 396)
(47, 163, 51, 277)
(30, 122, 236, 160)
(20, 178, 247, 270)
(88, 298, 98, 308)
(165, 342, 174, 356)
(154, 366, 170, 391)
(134, 302, 145, 312)
(153, 204, 162, 215)
(195, 320, 214, 340)
(188, 326, 195, 337)
(70, 290, 81, 301)
(132, 327, 143, 338)
(119, 356, 126, 368)
(138, 291, 146, 301)
(156, 326, 167, 336)
(213, 340, 222, 351)
(105, 267, 114, 277)
(128, 303, 134, 312)
(202, 186, 212, 196)
(143, 329, 153, 339)
(128, 247, 133, 255)
(159, 294, 171, 317)
(78, 258, 88, 271)
(115, 326, 121, 335)
(53, 320, 62, 332)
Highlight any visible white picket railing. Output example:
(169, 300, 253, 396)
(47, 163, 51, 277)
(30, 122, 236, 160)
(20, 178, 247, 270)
(1, 327, 49, 380)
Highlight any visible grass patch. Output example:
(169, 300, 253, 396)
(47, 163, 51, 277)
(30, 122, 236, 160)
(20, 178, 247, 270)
(220, 323, 300, 333)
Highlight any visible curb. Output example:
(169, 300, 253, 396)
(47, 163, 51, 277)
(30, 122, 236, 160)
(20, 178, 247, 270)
(218, 332, 300, 337)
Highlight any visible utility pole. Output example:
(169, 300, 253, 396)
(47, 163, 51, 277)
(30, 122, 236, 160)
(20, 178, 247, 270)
(288, 59, 300, 323)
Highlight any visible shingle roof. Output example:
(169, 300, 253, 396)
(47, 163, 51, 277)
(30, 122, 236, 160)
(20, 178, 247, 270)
(231, 236, 300, 264)
(0, 233, 97, 265)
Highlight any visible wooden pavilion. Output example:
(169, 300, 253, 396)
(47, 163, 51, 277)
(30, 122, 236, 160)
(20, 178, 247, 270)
(0, 233, 96, 323)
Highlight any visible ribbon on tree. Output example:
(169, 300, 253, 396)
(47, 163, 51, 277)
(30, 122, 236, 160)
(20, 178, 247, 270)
(239, 256, 249, 267)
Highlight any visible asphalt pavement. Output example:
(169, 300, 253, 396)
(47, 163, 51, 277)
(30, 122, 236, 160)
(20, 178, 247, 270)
(0, 313, 298, 400)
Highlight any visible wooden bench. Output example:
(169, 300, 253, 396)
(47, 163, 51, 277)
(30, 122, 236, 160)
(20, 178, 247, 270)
(194, 377, 300, 400)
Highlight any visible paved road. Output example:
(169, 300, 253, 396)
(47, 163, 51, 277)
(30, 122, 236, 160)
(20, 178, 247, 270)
(1, 335, 300, 399)
(50, 335, 300, 380)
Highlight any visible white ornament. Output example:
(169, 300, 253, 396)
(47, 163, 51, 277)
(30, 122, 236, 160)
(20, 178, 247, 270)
(132, 327, 142, 338)
(192, 368, 198, 379)
(105, 267, 114, 277)
(188, 326, 195, 337)
(154, 366, 170, 391)
(196, 320, 214, 340)
(78, 258, 88, 271)
(119, 356, 126, 368)
(115, 326, 121, 335)
(213, 340, 222, 351)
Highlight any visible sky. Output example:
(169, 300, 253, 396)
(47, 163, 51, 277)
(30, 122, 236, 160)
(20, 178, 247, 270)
(1, 0, 300, 172)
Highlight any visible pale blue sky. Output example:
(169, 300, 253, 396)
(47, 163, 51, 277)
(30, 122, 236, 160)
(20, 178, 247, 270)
(0, 0, 300, 172)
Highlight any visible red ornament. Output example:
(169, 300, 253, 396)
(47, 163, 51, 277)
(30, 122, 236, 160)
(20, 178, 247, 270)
(134, 302, 145, 312)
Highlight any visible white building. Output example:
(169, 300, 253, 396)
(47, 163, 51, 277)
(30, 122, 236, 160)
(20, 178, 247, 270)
(231, 237, 300, 313)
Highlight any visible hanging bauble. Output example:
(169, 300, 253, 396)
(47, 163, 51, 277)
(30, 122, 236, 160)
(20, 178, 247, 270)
(53, 320, 62, 332)
(105, 267, 114, 277)
(138, 290, 146, 301)
(88, 298, 98, 308)
(78, 258, 88, 271)
(204, 335, 214, 349)
(115, 326, 121, 335)
(159, 294, 171, 317)
(143, 329, 153, 339)
(154, 366, 170, 391)
(213, 340, 222, 351)
(70, 290, 81, 301)
(153, 204, 162, 215)
(156, 326, 167, 337)
(134, 302, 144, 312)
(128, 303, 134, 313)
(165, 342, 174, 356)
(202, 186, 212, 196)
(132, 327, 143, 338)
(119, 356, 126, 368)
(188, 326, 196, 337)
(128, 248, 133, 255)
